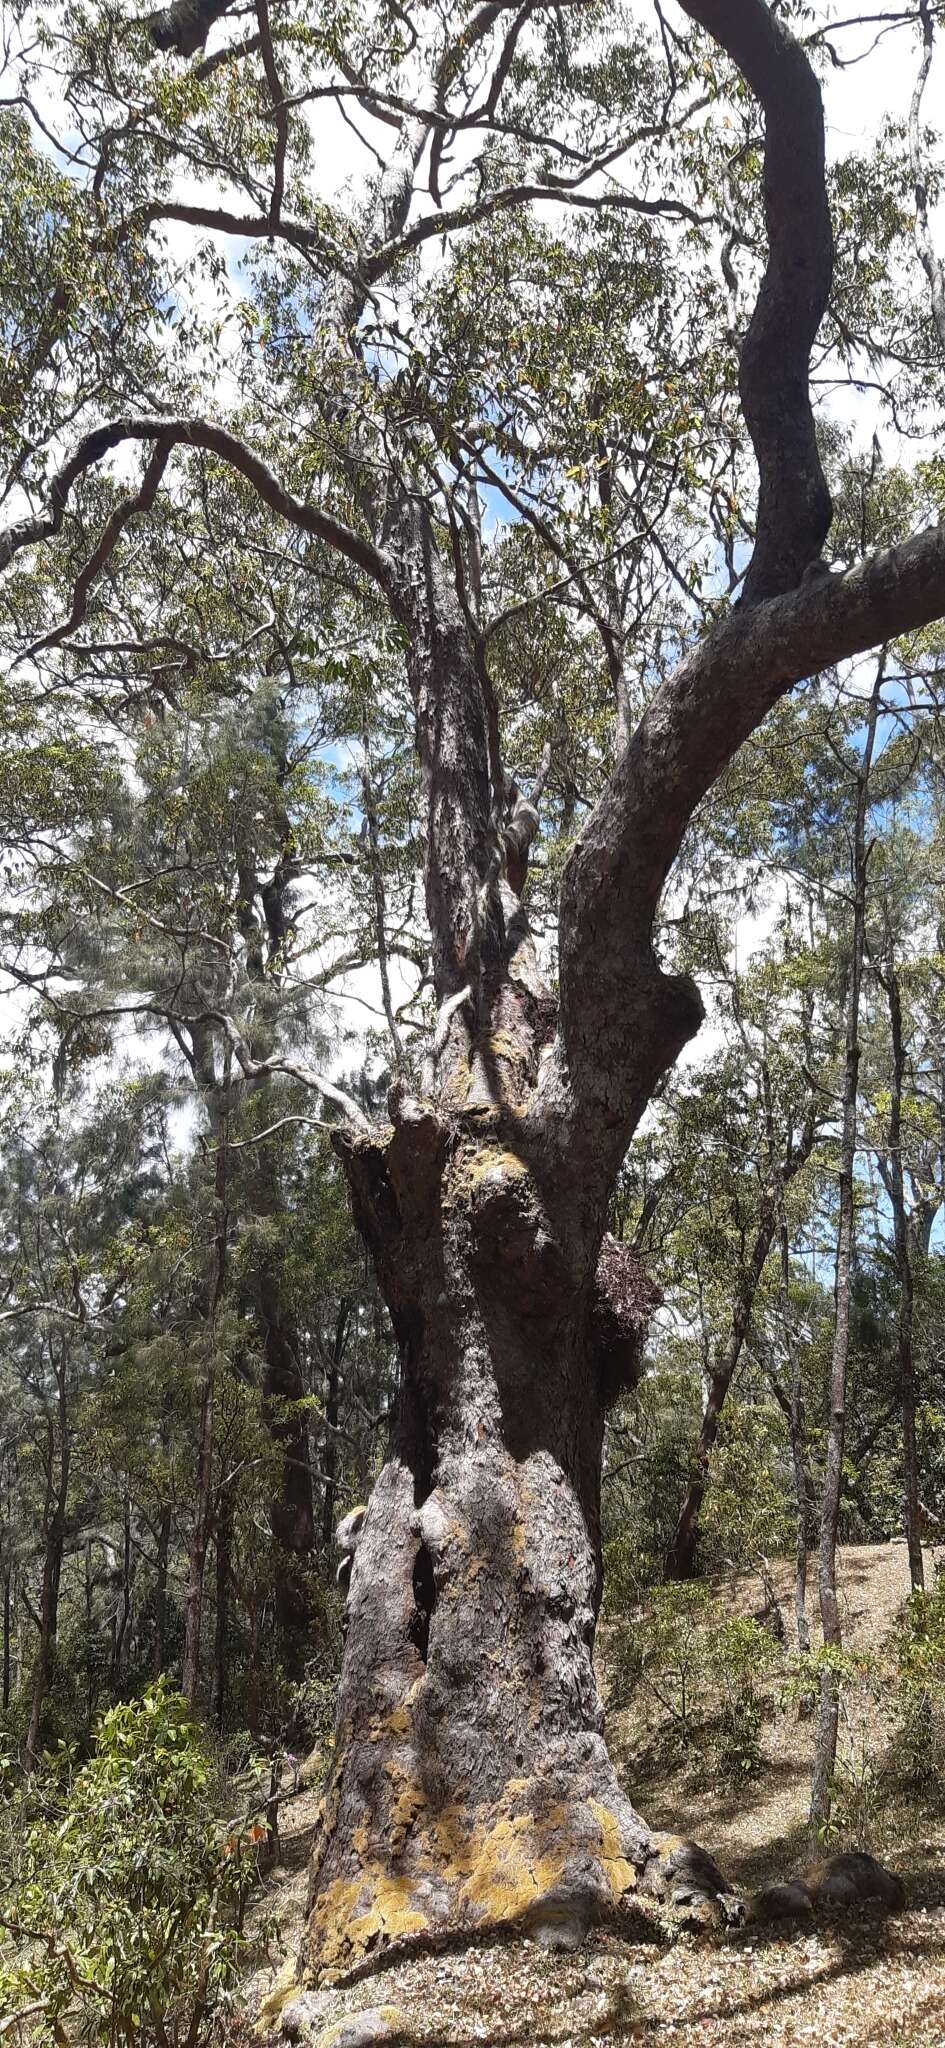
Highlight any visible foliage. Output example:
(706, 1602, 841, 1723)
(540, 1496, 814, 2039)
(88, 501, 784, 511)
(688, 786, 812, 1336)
(891, 1574, 945, 1791)
(0, 1683, 256, 2048)
(710, 1616, 777, 1781)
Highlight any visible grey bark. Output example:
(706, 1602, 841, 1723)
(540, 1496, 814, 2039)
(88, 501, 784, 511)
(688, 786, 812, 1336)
(809, 664, 882, 1835)
(876, 947, 925, 1590)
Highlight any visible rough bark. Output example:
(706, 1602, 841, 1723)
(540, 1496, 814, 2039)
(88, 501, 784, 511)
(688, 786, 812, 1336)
(302, 1044, 685, 1980)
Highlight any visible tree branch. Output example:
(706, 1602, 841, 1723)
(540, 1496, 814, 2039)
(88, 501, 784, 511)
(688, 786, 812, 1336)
(909, 0, 945, 347)
(0, 415, 391, 592)
(22, 435, 173, 659)
(680, 0, 833, 601)
(552, 517, 945, 1192)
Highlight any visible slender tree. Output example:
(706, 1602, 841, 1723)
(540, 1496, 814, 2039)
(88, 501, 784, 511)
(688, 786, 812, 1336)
(809, 657, 883, 1835)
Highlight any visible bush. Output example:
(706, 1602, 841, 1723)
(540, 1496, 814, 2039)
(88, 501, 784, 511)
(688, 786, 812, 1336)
(891, 1574, 945, 1791)
(635, 1581, 716, 1740)
(709, 1616, 776, 1779)
(0, 1680, 257, 2048)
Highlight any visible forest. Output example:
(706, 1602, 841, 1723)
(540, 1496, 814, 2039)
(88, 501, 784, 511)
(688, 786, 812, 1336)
(3, 0, 945, 2042)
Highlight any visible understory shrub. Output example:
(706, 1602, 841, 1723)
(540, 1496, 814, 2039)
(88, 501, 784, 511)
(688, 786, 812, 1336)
(891, 1573, 945, 1791)
(0, 1679, 257, 2048)
(710, 1615, 776, 1779)
(607, 1578, 779, 1778)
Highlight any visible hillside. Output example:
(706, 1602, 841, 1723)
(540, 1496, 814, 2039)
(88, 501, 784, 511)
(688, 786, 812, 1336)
(243, 1542, 945, 2048)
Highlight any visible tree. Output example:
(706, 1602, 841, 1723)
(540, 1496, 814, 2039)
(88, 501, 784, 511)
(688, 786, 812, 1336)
(809, 655, 882, 1834)
(664, 960, 821, 1582)
(5, 0, 945, 1977)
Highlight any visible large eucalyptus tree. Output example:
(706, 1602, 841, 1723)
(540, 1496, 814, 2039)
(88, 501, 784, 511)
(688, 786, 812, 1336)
(5, 0, 945, 1981)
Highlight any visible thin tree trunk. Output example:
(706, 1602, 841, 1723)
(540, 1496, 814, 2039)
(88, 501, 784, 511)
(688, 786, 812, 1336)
(2, 1561, 10, 1712)
(666, 1212, 776, 1580)
(182, 1364, 215, 1708)
(111, 1492, 133, 1686)
(153, 1392, 174, 1678)
(319, 1300, 349, 1548)
(211, 1488, 232, 1732)
(26, 1347, 70, 1766)
(153, 1501, 172, 1678)
(810, 665, 882, 1834)
(182, 1117, 229, 1708)
(775, 1221, 815, 1657)
(879, 948, 925, 1591)
(258, 1261, 315, 1672)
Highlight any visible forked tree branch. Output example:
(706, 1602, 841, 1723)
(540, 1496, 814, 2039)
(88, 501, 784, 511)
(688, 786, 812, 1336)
(0, 415, 391, 594)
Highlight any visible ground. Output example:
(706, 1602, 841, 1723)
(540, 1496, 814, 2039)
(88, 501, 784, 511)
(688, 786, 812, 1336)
(242, 1543, 945, 2047)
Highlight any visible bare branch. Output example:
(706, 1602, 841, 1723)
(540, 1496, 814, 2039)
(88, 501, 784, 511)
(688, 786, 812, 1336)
(255, 0, 288, 235)
(0, 415, 391, 592)
(680, 0, 833, 601)
(909, 0, 945, 347)
(22, 435, 173, 659)
(208, 1010, 372, 1129)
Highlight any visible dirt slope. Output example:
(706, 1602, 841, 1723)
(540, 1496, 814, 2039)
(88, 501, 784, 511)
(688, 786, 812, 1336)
(242, 1543, 945, 2048)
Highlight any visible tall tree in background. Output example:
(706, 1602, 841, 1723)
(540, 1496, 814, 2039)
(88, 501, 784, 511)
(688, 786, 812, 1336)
(4, 0, 945, 1973)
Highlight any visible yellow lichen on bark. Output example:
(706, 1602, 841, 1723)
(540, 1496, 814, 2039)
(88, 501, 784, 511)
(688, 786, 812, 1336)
(306, 1776, 645, 1981)
(448, 1142, 530, 1201)
(306, 1864, 431, 1977)
(589, 1802, 639, 1898)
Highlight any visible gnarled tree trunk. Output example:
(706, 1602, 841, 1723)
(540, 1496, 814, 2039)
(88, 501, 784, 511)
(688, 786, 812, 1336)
(304, 1008, 666, 1976)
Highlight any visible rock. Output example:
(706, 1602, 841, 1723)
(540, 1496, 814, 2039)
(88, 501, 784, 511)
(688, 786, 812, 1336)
(284, 2007, 411, 2048)
(647, 1834, 732, 1906)
(522, 1886, 592, 1950)
(675, 1895, 725, 1933)
(280, 1996, 325, 2042)
(256, 1959, 298, 2034)
(320, 2013, 411, 2048)
(752, 1880, 815, 1923)
(804, 1852, 905, 1910)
